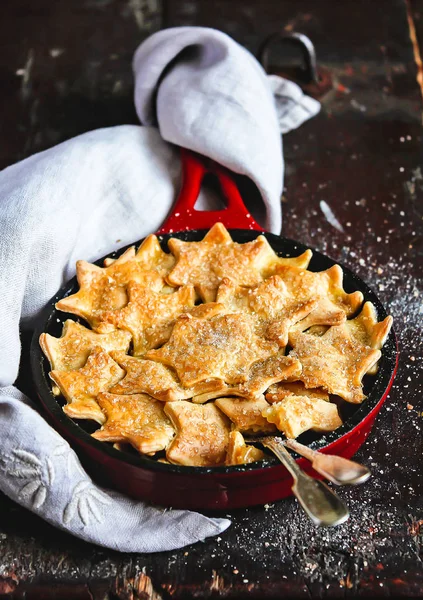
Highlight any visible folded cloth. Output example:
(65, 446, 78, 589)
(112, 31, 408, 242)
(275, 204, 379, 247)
(0, 27, 319, 552)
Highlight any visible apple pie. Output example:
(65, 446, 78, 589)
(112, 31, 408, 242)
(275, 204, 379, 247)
(41, 223, 393, 467)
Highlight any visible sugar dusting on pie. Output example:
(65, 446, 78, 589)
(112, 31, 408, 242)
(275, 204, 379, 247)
(42, 224, 393, 466)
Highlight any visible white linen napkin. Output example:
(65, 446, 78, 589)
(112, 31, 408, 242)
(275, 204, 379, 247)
(0, 27, 319, 552)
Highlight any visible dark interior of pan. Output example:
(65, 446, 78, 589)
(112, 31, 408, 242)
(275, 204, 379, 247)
(30, 229, 397, 474)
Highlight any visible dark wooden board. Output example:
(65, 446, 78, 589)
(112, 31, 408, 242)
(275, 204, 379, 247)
(1, 0, 423, 598)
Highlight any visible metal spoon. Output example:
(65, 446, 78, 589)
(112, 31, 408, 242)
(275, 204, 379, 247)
(284, 438, 371, 486)
(250, 436, 349, 527)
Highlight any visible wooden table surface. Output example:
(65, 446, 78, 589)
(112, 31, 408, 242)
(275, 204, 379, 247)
(1, 1, 422, 598)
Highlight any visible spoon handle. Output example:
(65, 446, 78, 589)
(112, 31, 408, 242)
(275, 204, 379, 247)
(284, 439, 371, 486)
(260, 437, 349, 527)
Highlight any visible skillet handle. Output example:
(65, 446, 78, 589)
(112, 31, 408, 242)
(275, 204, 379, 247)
(158, 149, 263, 234)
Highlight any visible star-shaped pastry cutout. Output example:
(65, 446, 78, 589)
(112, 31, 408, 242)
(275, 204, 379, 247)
(289, 325, 381, 403)
(226, 431, 266, 466)
(50, 347, 125, 424)
(164, 401, 230, 466)
(217, 276, 317, 347)
(191, 355, 302, 403)
(265, 381, 329, 404)
(263, 395, 342, 438)
(109, 352, 226, 401)
(92, 392, 174, 454)
(40, 320, 131, 372)
(96, 281, 196, 355)
(215, 395, 277, 434)
(166, 223, 272, 302)
(145, 310, 279, 387)
(258, 238, 313, 276)
(191, 354, 302, 403)
(237, 354, 302, 398)
(345, 301, 393, 374)
(103, 234, 175, 275)
(265, 264, 364, 341)
(56, 246, 165, 327)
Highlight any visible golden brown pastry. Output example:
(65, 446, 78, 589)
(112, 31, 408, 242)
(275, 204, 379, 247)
(41, 223, 393, 468)
(192, 354, 302, 403)
(93, 392, 174, 454)
(234, 353, 302, 398)
(217, 276, 317, 347)
(289, 326, 381, 403)
(263, 395, 342, 438)
(215, 395, 276, 434)
(270, 264, 365, 342)
(164, 401, 231, 466)
(40, 320, 131, 372)
(110, 352, 226, 401)
(50, 347, 125, 424)
(56, 247, 164, 326)
(166, 223, 271, 302)
(258, 237, 313, 275)
(96, 282, 196, 355)
(104, 234, 175, 276)
(345, 301, 393, 374)
(265, 381, 329, 404)
(146, 310, 279, 387)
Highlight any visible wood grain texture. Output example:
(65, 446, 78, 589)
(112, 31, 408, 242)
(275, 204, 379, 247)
(1, 0, 423, 598)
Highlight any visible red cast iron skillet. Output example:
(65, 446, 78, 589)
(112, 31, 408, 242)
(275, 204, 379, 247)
(31, 150, 398, 511)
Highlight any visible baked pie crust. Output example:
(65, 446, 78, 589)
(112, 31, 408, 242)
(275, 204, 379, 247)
(96, 281, 196, 355)
(216, 276, 317, 347)
(215, 395, 277, 434)
(50, 347, 125, 424)
(41, 223, 392, 467)
(145, 310, 279, 387)
(40, 320, 131, 373)
(166, 223, 270, 302)
(266, 381, 329, 404)
(289, 326, 381, 403)
(345, 301, 393, 375)
(164, 401, 230, 466)
(110, 351, 226, 402)
(263, 395, 343, 439)
(93, 392, 174, 454)
(56, 247, 165, 327)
